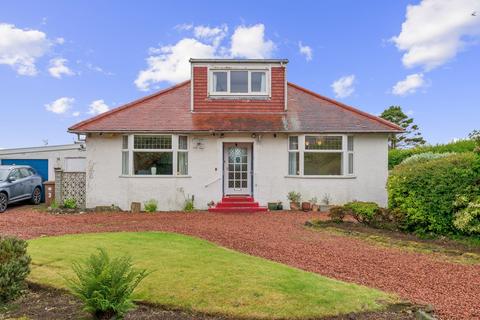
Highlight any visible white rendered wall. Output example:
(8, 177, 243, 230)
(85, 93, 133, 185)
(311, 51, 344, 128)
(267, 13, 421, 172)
(86, 133, 389, 210)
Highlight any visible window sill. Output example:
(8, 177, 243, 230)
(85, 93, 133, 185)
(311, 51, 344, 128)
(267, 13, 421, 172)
(284, 175, 356, 179)
(119, 175, 192, 179)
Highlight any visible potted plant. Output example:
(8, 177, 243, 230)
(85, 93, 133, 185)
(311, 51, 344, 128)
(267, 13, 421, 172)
(287, 191, 301, 211)
(320, 193, 332, 212)
(301, 201, 311, 212)
(310, 197, 319, 212)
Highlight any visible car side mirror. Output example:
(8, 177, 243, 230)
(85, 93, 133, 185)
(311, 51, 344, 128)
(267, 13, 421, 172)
(7, 177, 15, 183)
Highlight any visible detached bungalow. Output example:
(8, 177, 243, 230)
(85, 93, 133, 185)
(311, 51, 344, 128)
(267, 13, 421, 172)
(69, 59, 401, 211)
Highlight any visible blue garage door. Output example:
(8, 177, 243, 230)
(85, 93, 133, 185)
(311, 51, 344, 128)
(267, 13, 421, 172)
(1, 159, 48, 201)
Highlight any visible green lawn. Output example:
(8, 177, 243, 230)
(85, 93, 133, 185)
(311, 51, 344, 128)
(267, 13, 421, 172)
(28, 232, 395, 319)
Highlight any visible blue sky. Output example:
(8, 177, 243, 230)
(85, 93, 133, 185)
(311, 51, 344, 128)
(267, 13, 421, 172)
(1, 0, 479, 149)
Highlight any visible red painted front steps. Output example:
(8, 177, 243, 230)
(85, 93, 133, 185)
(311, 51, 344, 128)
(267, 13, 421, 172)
(208, 196, 268, 213)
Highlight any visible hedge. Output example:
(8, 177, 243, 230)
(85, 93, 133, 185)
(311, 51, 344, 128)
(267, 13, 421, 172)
(388, 139, 476, 169)
(388, 153, 480, 235)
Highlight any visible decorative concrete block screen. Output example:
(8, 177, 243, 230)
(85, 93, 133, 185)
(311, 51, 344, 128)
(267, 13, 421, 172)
(55, 169, 86, 209)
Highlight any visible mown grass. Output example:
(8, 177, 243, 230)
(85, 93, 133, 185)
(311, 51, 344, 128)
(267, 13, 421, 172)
(28, 232, 394, 319)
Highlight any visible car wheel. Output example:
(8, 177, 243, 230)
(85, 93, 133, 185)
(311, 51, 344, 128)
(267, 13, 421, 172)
(0, 193, 7, 213)
(31, 187, 42, 205)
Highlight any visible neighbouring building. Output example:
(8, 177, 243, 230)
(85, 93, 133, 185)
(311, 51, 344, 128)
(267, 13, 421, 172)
(68, 59, 402, 211)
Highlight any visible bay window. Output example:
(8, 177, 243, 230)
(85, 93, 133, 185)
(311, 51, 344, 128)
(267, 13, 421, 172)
(121, 135, 189, 176)
(210, 69, 269, 96)
(288, 135, 354, 176)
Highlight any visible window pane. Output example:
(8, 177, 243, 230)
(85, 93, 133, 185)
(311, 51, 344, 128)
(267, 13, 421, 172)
(19, 168, 31, 178)
(289, 136, 298, 150)
(177, 152, 188, 175)
(305, 136, 342, 150)
(288, 152, 299, 175)
(347, 136, 354, 151)
(122, 151, 129, 175)
(178, 136, 188, 150)
(134, 152, 173, 175)
(304, 152, 342, 175)
(134, 135, 172, 149)
(122, 136, 129, 149)
(348, 153, 354, 175)
(213, 72, 227, 92)
(230, 71, 248, 93)
(251, 71, 266, 92)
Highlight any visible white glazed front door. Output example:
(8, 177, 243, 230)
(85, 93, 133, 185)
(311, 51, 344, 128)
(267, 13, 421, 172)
(224, 143, 252, 195)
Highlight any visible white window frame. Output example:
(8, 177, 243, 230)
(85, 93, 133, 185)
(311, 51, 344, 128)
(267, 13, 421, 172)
(287, 134, 355, 177)
(208, 67, 270, 97)
(121, 134, 190, 177)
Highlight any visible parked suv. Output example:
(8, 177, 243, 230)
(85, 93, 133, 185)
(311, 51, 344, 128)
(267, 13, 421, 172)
(0, 165, 43, 213)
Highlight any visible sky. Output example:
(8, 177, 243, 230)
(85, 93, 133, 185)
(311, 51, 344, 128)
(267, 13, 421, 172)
(0, 0, 479, 149)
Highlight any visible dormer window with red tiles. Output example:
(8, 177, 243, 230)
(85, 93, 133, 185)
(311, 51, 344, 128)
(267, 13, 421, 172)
(190, 59, 288, 113)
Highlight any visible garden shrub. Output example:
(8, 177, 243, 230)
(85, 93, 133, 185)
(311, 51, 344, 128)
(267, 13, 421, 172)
(388, 139, 476, 168)
(344, 201, 380, 225)
(183, 195, 194, 212)
(453, 198, 480, 235)
(143, 199, 158, 213)
(401, 152, 455, 165)
(67, 248, 148, 319)
(388, 153, 480, 235)
(63, 198, 77, 209)
(0, 236, 31, 304)
(328, 206, 346, 223)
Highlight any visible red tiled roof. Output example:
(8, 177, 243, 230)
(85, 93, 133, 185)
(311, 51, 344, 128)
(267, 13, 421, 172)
(69, 81, 403, 133)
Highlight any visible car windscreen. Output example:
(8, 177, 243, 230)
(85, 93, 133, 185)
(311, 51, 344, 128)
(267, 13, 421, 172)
(0, 169, 9, 181)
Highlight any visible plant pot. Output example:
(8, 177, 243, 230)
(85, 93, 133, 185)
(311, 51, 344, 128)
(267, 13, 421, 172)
(320, 205, 332, 212)
(268, 202, 279, 211)
(311, 204, 319, 212)
(302, 202, 311, 212)
(290, 202, 300, 211)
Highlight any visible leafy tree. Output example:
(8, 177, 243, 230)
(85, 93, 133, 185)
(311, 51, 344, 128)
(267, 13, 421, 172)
(469, 129, 480, 155)
(380, 106, 426, 149)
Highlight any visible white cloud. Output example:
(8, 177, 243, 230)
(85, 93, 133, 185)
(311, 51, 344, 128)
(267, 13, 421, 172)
(392, 0, 480, 70)
(392, 73, 425, 96)
(72, 111, 80, 117)
(230, 24, 275, 59)
(331, 75, 356, 98)
(194, 25, 228, 47)
(135, 23, 276, 91)
(298, 42, 313, 61)
(135, 38, 217, 91)
(174, 23, 193, 31)
(48, 57, 74, 78)
(45, 97, 75, 114)
(0, 23, 52, 76)
(88, 99, 110, 115)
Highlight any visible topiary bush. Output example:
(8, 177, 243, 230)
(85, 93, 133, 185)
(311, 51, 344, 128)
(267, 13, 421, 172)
(453, 198, 480, 235)
(0, 236, 31, 303)
(388, 153, 480, 235)
(344, 201, 381, 225)
(67, 248, 148, 319)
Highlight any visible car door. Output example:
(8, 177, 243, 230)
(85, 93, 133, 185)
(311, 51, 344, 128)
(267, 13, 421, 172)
(7, 169, 23, 200)
(19, 168, 34, 198)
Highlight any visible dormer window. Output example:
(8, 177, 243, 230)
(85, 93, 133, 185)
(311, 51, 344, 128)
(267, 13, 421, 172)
(210, 69, 269, 96)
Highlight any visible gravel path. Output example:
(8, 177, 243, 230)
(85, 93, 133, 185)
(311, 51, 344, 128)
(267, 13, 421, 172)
(1, 207, 479, 320)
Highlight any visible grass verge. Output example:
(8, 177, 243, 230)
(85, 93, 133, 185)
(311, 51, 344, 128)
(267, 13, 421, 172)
(28, 232, 394, 319)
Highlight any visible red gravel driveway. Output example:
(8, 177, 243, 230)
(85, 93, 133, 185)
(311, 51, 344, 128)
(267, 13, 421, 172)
(1, 207, 479, 320)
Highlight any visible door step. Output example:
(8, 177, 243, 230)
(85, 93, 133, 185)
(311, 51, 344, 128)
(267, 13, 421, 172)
(208, 196, 267, 213)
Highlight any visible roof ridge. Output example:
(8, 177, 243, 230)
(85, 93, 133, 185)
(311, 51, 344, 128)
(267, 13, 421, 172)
(68, 80, 190, 132)
(287, 82, 403, 131)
